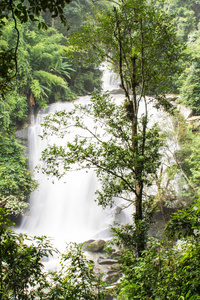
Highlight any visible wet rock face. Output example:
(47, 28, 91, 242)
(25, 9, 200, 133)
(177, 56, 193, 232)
(16, 128, 29, 146)
(82, 239, 106, 252)
(103, 271, 120, 284)
(97, 257, 118, 265)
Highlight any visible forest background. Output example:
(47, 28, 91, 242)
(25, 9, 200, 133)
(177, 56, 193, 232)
(1, 0, 200, 299)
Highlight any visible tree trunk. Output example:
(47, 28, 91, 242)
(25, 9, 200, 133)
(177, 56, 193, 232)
(132, 89, 146, 256)
(135, 178, 145, 257)
(115, 7, 146, 256)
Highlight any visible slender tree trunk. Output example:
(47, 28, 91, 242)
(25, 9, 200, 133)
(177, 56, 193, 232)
(115, 6, 146, 257)
(132, 94, 146, 256)
(135, 177, 145, 256)
(135, 179, 143, 221)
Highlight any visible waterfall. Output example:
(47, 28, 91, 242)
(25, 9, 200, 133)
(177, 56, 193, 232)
(20, 66, 131, 251)
(19, 64, 181, 252)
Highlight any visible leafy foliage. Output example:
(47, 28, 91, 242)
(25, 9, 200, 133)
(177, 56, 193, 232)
(0, 134, 37, 215)
(0, 0, 72, 96)
(163, 0, 200, 111)
(40, 243, 107, 299)
(71, 0, 184, 97)
(117, 237, 200, 300)
(165, 200, 200, 240)
(115, 199, 200, 299)
(0, 210, 54, 299)
(0, 212, 107, 299)
(0, 97, 37, 215)
(2, 19, 76, 109)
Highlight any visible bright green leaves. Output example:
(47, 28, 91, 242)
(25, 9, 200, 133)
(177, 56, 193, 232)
(1, 16, 77, 109)
(15, 24, 76, 108)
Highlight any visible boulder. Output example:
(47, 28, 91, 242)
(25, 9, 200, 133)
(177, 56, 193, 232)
(110, 250, 121, 259)
(82, 239, 106, 252)
(103, 271, 120, 284)
(97, 257, 118, 265)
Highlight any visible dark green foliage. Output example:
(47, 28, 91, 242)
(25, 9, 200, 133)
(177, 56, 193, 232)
(0, 0, 72, 96)
(0, 132, 37, 214)
(53, 0, 107, 35)
(115, 198, 200, 299)
(179, 62, 200, 115)
(69, 63, 102, 95)
(111, 218, 153, 257)
(0, 0, 71, 27)
(0, 210, 54, 299)
(117, 237, 200, 300)
(165, 201, 200, 240)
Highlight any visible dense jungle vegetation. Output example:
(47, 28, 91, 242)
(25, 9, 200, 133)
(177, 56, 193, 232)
(1, 0, 200, 299)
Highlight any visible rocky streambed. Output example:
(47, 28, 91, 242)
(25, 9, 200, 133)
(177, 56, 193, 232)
(82, 239, 121, 299)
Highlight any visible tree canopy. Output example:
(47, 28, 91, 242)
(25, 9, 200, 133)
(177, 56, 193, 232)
(41, 0, 183, 256)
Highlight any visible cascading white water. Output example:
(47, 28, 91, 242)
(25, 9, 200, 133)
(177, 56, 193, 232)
(20, 66, 132, 251)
